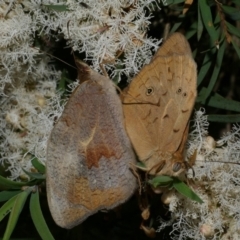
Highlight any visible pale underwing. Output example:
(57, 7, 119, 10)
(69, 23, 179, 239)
(46, 60, 137, 229)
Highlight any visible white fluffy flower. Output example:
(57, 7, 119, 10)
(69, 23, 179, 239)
(0, 79, 63, 180)
(0, 0, 160, 179)
(157, 109, 240, 239)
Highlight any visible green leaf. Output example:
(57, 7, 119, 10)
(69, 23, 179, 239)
(197, 88, 240, 112)
(192, 48, 197, 59)
(148, 176, 173, 188)
(170, 22, 182, 33)
(0, 175, 33, 189)
(0, 190, 22, 202)
(207, 114, 240, 122)
(22, 168, 45, 180)
(0, 195, 18, 222)
(172, 178, 204, 203)
(197, 2, 204, 41)
(2, 188, 32, 240)
(31, 158, 46, 174)
(170, 15, 185, 33)
(136, 161, 147, 170)
(43, 4, 69, 12)
(226, 22, 240, 39)
(199, 0, 219, 46)
(232, 0, 240, 6)
(167, 0, 185, 4)
(222, 5, 240, 21)
(185, 21, 197, 39)
(232, 39, 240, 59)
(58, 69, 73, 92)
(30, 188, 55, 240)
(198, 41, 226, 103)
(197, 48, 216, 86)
(213, 11, 221, 36)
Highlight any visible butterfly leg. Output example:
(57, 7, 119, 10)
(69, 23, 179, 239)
(147, 160, 166, 175)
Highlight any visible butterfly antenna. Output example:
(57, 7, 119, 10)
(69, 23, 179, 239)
(30, 46, 76, 69)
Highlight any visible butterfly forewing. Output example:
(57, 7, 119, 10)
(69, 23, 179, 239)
(153, 32, 193, 57)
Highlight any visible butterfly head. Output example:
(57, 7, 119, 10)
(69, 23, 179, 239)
(145, 151, 186, 177)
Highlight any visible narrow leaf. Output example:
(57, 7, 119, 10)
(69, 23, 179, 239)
(136, 161, 147, 170)
(192, 48, 197, 59)
(170, 0, 185, 4)
(208, 114, 240, 122)
(222, 5, 240, 21)
(197, 2, 203, 41)
(197, 48, 216, 86)
(3, 188, 32, 240)
(199, 41, 226, 103)
(185, 21, 197, 39)
(226, 22, 240, 39)
(213, 12, 221, 38)
(0, 195, 18, 222)
(22, 168, 45, 180)
(31, 158, 46, 174)
(170, 15, 185, 33)
(30, 188, 55, 240)
(173, 178, 203, 203)
(0, 176, 31, 189)
(232, 40, 240, 59)
(197, 88, 240, 112)
(148, 176, 173, 188)
(58, 69, 73, 92)
(199, 0, 219, 46)
(232, 0, 240, 6)
(170, 22, 182, 34)
(0, 190, 22, 202)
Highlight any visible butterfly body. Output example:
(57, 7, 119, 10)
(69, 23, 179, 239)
(122, 33, 197, 176)
(46, 61, 137, 229)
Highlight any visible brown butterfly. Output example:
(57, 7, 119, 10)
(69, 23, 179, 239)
(121, 33, 197, 177)
(46, 60, 137, 229)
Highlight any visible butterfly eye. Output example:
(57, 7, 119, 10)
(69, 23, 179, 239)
(176, 88, 182, 94)
(146, 87, 154, 96)
(173, 162, 182, 172)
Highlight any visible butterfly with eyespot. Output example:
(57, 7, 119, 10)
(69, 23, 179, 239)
(121, 32, 197, 177)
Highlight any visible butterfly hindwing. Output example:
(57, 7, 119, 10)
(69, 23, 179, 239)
(47, 62, 137, 229)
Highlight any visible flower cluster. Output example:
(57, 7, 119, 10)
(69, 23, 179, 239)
(64, 0, 161, 78)
(0, 0, 160, 178)
(157, 108, 240, 239)
(0, 81, 63, 179)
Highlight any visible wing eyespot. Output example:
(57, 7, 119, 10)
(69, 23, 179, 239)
(173, 162, 182, 172)
(176, 87, 182, 94)
(182, 92, 187, 97)
(146, 87, 154, 96)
